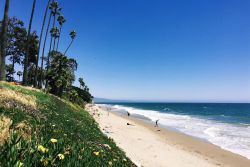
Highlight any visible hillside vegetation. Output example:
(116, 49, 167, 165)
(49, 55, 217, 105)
(0, 82, 135, 167)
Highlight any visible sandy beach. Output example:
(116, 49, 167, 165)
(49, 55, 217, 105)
(86, 104, 250, 167)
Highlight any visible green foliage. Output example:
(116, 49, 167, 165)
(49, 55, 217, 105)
(0, 17, 39, 81)
(69, 30, 76, 40)
(63, 78, 93, 106)
(57, 15, 66, 26)
(78, 77, 85, 88)
(50, 27, 60, 39)
(50, 1, 61, 16)
(0, 82, 135, 167)
(26, 64, 45, 85)
(0, 17, 25, 81)
(0, 17, 25, 60)
(68, 89, 78, 102)
(27, 31, 39, 64)
(5, 64, 15, 81)
(47, 51, 77, 97)
(71, 86, 93, 104)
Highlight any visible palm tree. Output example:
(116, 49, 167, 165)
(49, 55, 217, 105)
(84, 86, 90, 92)
(17, 71, 23, 82)
(23, 0, 37, 85)
(48, 1, 60, 53)
(64, 30, 76, 55)
(34, 0, 51, 87)
(0, 0, 10, 81)
(47, 52, 77, 96)
(52, 27, 60, 51)
(46, 26, 59, 75)
(56, 15, 66, 51)
(46, 1, 60, 78)
(78, 77, 85, 89)
(39, 0, 54, 88)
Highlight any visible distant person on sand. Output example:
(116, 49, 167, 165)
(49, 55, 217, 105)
(127, 111, 130, 117)
(108, 108, 110, 116)
(127, 122, 134, 126)
(155, 119, 159, 127)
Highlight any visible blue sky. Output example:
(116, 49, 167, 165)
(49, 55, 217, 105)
(1, 0, 250, 102)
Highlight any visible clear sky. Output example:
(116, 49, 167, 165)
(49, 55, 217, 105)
(1, 0, 250, 102)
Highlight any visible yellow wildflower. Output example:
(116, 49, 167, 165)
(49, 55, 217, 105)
(108, 161, 112, 166)
(57, 153, 65, 160)
(37, 145, 48, 153)
(78, 155, 83, 160)
(103, 144, 112, 150)
(93, 151, 100, 156)
(16, 161, 24, 167)
(64, 151, 70, 155)
(50, 138, 57, 143)
(41, 159, 49, 166)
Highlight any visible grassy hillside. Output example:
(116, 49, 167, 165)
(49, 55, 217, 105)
(0, 82, 135, 167)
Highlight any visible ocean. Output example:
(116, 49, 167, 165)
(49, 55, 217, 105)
(96, 103, 250, 159)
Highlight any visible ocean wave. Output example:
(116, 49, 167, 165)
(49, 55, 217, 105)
(101, 104, 250, 159)
(163, 107, 171, 111)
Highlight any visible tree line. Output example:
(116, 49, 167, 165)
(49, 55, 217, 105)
(0, 0, 93, 105)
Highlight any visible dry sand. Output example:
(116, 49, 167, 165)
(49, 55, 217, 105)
(86, 104, 250, 167)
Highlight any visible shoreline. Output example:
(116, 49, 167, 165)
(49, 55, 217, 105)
(86, 104, 250, 167)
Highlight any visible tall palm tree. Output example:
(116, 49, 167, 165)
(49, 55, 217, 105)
(23, 0, 37, 85)
(34, 0, 51, 87)
(48, 1, 60, 54)
(52, 26, 59, 51)
(56, 15, 66, 51)
(46, 1, 60, 69)
(0, 0, 10, 81)
(64, 30, 76, 55)
(39, 0, 54, 88)
(45, 1, 60, 88)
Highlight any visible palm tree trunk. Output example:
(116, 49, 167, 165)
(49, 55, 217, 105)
(47, 12, 56, 68)
(45, 11, 56, 88)
(0, 0, 9, 81)
(56, 26, 62, 51)
(34, 0, 51, 87)
(12, 57, 15, 78)
(52, 35, 56, 51)
(64, 39, 74, 56)
(23, 0, 37, 85)
(45, 34, 53, 89)
(39, 11, 52, 88)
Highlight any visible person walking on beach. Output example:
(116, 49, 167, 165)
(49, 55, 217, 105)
(108, 107, 110, 116)
(155, 119, 159, 127)
(127, 111, 130, 117)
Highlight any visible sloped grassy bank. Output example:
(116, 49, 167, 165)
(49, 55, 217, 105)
(0, 82, 135, 167)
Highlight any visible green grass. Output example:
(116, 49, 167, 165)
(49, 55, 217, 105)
(0, 82, 135, 167)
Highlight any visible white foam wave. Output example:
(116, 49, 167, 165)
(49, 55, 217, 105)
(102, 104, 250, 159)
